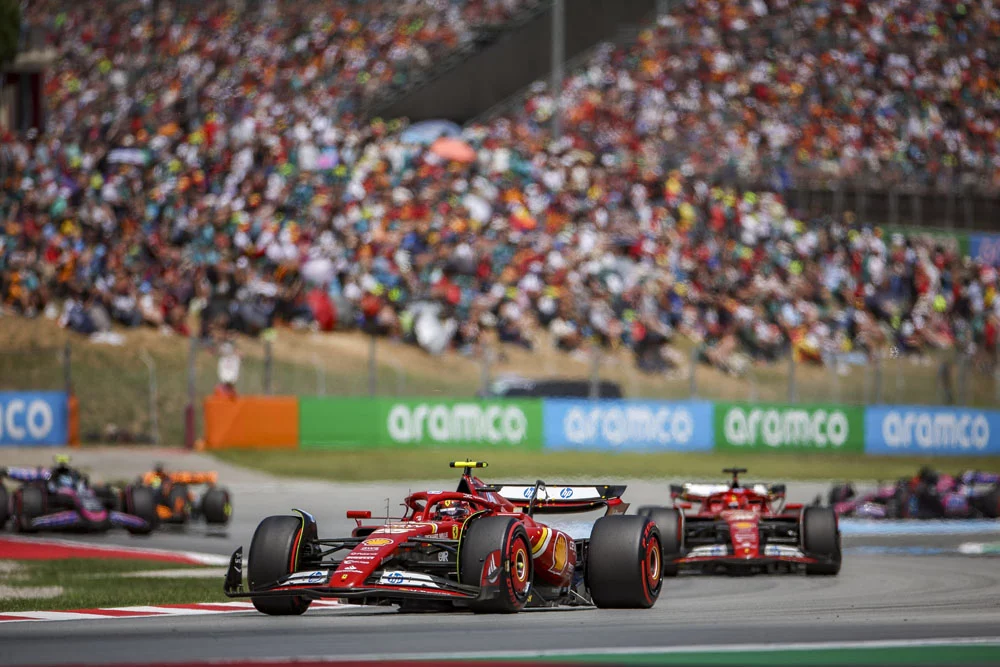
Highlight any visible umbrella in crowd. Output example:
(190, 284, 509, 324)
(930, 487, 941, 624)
(400, 119, 464, 146)
(430, 137, 478, 163)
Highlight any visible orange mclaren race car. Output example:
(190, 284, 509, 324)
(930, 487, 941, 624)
(126, 464, 232, 526)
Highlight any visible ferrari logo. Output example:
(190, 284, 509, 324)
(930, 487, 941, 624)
(451, 525, 460, 539)
(341, 574, 349, 580)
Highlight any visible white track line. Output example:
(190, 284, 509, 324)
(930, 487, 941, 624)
(0, 600, 348, 624)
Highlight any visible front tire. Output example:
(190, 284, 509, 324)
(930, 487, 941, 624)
(459, 516, 532, 613)
(636, 505, 683, 577)
(166, 484, 191, 523)
(201, 487, 232, 525)
(802, 507, 841, 575)
(587, 515, 663, 608)
(972, 489, 1000, 519)
(248, 515, 312, 616)
(125, 486, 159, 535)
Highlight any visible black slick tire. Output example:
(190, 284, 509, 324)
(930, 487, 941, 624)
(248, 515, 312, 616)
(459, 516, 532, 613)
(587, 515, 663, 608)
(201, 487, 232, 525)
(802, 506, 841, 575)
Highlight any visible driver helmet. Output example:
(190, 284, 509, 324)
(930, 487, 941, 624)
(436, 499, 471, 521)
(726, 492, 742, 509)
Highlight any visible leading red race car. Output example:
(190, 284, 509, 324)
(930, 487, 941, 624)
(223, 461, 664, 614)
(637, 468, 841, 576)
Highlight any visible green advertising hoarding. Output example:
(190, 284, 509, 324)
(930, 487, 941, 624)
(300, 397, 543, 450)
(714, 402, 865, 453)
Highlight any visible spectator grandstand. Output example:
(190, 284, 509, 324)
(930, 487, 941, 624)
(1, 0, 998, 379)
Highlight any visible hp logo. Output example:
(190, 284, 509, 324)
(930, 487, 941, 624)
(523, 487, 535, 498)
(559, 488, 573, 499)
(386, 572, 404, 585)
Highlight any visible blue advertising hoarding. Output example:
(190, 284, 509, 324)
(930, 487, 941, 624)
(0, 392, 68, 446)
(865, 405, 1000, 456)
(969, 233, 1000, 267)
(542, 399, 714, 451)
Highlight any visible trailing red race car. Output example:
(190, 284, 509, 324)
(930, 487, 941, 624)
(224, 461, 664, 614)
(637, 468, 841, 576)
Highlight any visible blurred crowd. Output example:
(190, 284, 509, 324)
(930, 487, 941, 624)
(2, 0, 999, 378)
(516, 0, 1000, 192)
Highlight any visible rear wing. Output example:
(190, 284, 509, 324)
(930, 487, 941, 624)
(482, 482, 629, 515)
(670, 482, 786, 502)
(142, 471, 219, 485)
(2, 467, 50, 482)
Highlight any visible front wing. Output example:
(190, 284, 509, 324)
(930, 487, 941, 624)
(223, 547, 498, 605)
(26, 509, 151, 532)
(673, 544, 826, 569)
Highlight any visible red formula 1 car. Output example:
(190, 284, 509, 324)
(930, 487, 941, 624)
(637, 468, 841, 576)
(224, 461, 664, 614)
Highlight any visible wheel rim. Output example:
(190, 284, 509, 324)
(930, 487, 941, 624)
(646, 538, 661, 588)
(511, 538, 530, 597)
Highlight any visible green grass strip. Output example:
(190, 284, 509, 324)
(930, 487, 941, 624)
(213, 449, 1000, 483)
(0, 559, 227, 613)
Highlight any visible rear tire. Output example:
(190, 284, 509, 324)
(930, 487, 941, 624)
(802, 507, 841, 575)
(15, 486, 46, 533)
(124, 486, 158, 535)
(636, 505, 682, 577)
(459, 516, 532, 613)
(201, 487, 232, 525)
(0, 484, 9, 529)
(587, 515, 663, 608)
(248, 515, 312, 616)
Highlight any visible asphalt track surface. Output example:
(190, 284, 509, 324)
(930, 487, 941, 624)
(2, 448, 1000, 665)
(4, 553, 1000, 666)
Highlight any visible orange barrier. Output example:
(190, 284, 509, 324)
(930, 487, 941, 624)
(203, 396, 299, 449)
(68, 394, 80, 447)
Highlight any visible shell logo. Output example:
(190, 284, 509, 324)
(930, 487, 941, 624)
(363, 538, 393, 547)
(551, 534, 569, 573)
(734, 522, 754, 529)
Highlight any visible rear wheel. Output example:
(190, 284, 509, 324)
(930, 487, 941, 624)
(636, 506, 682, 577)
(587, 515, 663, 608)
(201, 487, 232, 525)
(125, 486, 158, 535)
(802, 507, 841, 575)
(15, 486, 46, 533)
(0, 484, 9, 529)
(248, 515, 312, 616)
(459, 516, 532, 613)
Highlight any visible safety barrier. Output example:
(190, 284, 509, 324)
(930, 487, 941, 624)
(0, 392, 70, 447)
(201, 397, 1000, 456)
(202, 396, 298, 449)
